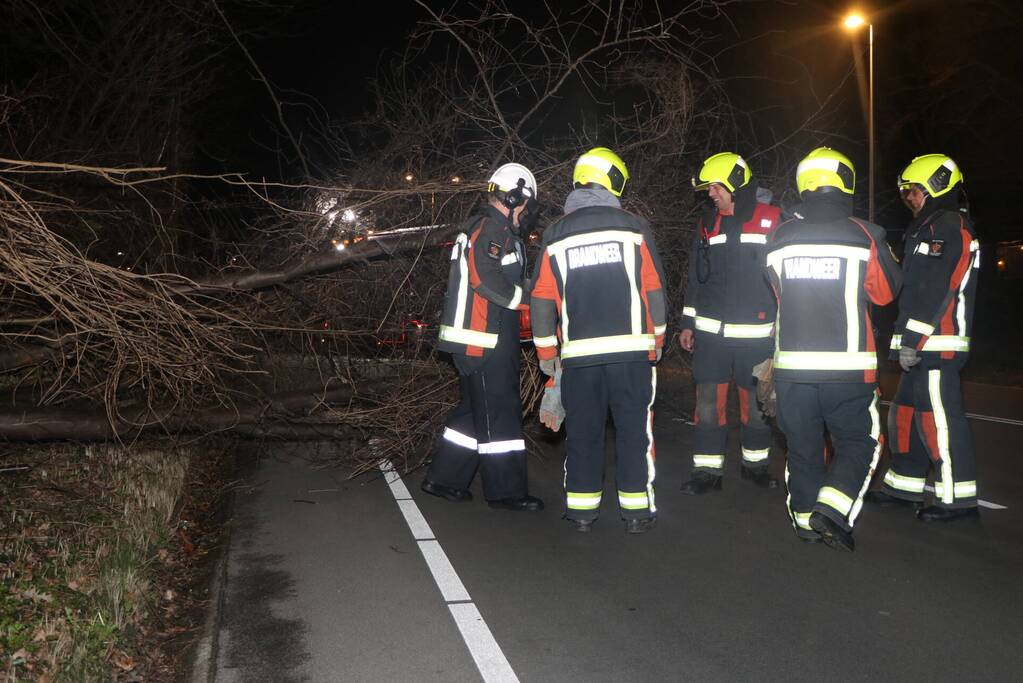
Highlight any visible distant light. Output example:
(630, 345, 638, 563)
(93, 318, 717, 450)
(335, 242, 346, 252)
(342, 208, 356, 222)
(116, 251, 124, 256)
(366, 229, 374, 235)
(843, 13, 867, 30)
(997, 259, 1006, 268)
(451, 176, 461, 184)
(404, 173, 415, 182)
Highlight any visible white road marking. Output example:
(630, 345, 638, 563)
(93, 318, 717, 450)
(379, 461, 519, 683)
(879, 399, 1023, 427)
(922, 485, 1007, 510)
(449, 602, 519, 683)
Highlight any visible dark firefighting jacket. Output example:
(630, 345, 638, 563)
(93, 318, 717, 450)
(530, 202, 667, 368)
(680, 183, 781, 341)
(437, 206, 525, 358)
(765, 192, 902, 383)
(889, 200, 978, 363)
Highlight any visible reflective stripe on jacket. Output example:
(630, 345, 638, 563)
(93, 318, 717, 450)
(437, 207, 525, 358)
(889, 207, 978, 362)
(530, 205, 667, 368)
(765, 192, 902, 383)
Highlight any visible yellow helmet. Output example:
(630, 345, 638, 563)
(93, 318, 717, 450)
(898, 154, 963, 198)
(796, 147, 855, 195)
(573, 147, 629, 197)
(692, 152, 751, 193)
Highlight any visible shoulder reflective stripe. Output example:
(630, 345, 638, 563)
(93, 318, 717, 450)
(708, 234, 727, 245)
(546, 229, 644, 256)
(740, 233, 767, 244)
(453, 233, 470, 327)
(439, 325, 499, 348)
(477, 439, 525, 454)
(621, 239, 643, 335)
(934, 480, 977, 499)
(654, 324, 667, 335)
(443, 427, 478, 450)
(618, 491, 650, 510)
(694, 316, 722, 334)
(956, 251, 973, 335)
(883, 470, 926, 494)
(500, 251, 518, 266)
(845, 258, 860, 352)
(774, 351, 877, 370)
(566, 491, 602, 510)
(506, 284, 523, 310)
(532, 335, 558, 348)
(817, 486, 854, 516)
(693, 454, 724, 469)
(682, 306, 697, 318)
(766, 244, 871, 273)
(560, 334, 655, 359)
(723, 322, 774, 338)
(905, 318, 935, 336)
(969, 239, 980, 252)
(741, 447, 770, 463)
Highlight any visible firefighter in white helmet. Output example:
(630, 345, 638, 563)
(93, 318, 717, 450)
(422, 163, 544, 512)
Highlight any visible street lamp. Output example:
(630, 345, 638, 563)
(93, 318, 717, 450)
(844, 11, 874, 223)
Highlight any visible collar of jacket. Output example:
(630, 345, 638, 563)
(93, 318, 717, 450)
(796, 190, 854, 222)
(563, 186, 622, 214)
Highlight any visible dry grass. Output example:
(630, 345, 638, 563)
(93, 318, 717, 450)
(1, 442, 195, 681)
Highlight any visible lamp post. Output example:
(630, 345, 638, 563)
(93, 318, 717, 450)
(844, 12, 874, 223)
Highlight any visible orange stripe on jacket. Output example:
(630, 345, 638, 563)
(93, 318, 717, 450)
(531, 249, 562, 361)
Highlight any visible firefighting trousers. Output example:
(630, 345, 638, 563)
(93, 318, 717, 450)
(561, 361, 656, 521)
(882, 360, 977, 509)
(427, 314, 527, 501)
(691, 336, 773, 473)
(775, 381, 881, 536)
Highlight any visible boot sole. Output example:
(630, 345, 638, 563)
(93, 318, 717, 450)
(809, 514, 854, 552)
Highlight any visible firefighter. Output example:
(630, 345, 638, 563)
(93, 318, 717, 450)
(421, 163, 544, 512)
(678, 152, 782, 494)
(530, 147, 667, 534)
(866, 154, 980, 522)
(765, 147, 902, 551)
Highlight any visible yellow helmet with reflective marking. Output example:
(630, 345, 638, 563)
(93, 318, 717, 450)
(573, 147, 629, 197)
(692, 152, 751, 193)
(898, 154, 963, 198)
(796, 147, 855, 195)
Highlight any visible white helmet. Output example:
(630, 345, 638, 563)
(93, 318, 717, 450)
(487, 163, 538, 208)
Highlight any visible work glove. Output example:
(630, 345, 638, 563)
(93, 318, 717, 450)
(751, 358, 776, 418)
(539, 364, 565, 431)
(539, 357, 557, 377)
(899, 346, 921, 372)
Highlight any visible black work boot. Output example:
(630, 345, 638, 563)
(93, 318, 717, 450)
(488, 495, 544, 512)
(624, 517, 657, 534)
(916, 505, 980, 522)
(864, 490, 919, 508)
(680, 471, 723, 495)
(741, 466, 779, 489)
(564, 516, 594, 533)
(809, 512, 855, 552)
(421, 479, 472, 502)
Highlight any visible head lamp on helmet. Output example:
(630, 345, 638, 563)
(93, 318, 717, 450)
(692, 152, 751, 193)
(573, 147, 629, 197)
(897, 154, 962, 198)
(487, 162, 538, 209)
(796, 147, 855, 196)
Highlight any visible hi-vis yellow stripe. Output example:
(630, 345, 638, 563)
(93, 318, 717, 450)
(439, 325, 498, 348)
(774, 351, 876, 371)
(561, 334, 654, 359)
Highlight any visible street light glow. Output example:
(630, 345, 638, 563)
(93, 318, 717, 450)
(844, 13, 866, 30)
(404, 173, 415, 182)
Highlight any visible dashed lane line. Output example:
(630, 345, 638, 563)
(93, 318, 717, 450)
(379, 461, 519, 683)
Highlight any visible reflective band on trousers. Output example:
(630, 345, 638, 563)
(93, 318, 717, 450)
(774, 351, 877, 371)
(934, 480, 977, 499)
(890, 334, 970, 352)
(618, 491, 650, 510)
(561, 334, 654, 359)
(439, 325, 499, 348)
(477, 439, 525, 454)
(567, 491, 602, 510)
(723, 322, 774, 338)
(817, 486, 854, 516)
(533, 335, 558, 348)
(694, 316, 722, 334)
(883, 470, 926, 493)
(741, 447, 770, 463)
(693, 454, 724, 469)
(793, 511, 812, 530)
(905, 318, 935, 336)
(443, 427, 477, 450)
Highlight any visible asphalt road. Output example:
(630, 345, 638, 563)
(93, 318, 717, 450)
(207, 374, 1023, 682)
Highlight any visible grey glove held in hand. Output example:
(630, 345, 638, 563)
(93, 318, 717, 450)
(539, 365, 565, 431)
(539, 358, 557, 376)
(899, 346, 921, 372)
